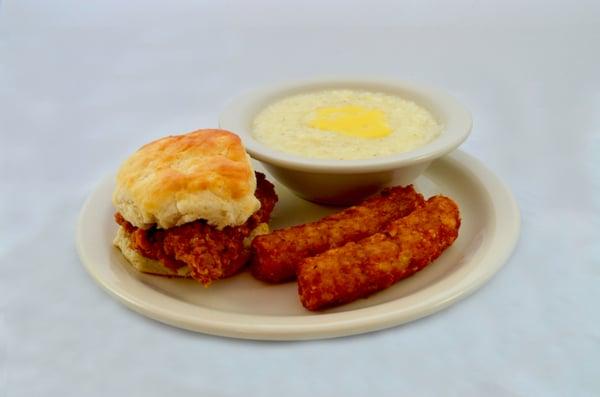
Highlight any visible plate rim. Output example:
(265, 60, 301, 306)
(76, 150, 520, 340)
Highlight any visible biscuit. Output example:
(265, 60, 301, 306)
(113, 129, 260, 230)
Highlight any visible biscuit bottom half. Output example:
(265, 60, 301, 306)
(113, 222, 270, 281)
(113, 226, 192, 278)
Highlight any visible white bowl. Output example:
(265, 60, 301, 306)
(219, 78, 472, 205)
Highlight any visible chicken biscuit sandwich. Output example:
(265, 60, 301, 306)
(112, 129, 277, 285)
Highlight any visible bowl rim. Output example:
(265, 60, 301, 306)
(219, 77, 472, 174)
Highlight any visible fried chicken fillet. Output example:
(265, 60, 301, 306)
(116, 173, 277, 285)
(251, 185, 425, 283)
(297, 196, 460, 311)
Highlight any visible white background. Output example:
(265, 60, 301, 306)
(1, 1, 599, 396)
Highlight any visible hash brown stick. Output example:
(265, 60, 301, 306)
(251, 185, 425, 283)
(297, 196, 460, 311)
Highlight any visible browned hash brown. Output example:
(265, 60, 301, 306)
(251, 185, 425, 283)
(297, 195, 460, 311)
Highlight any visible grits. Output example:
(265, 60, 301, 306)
(252, 89, 442, 160)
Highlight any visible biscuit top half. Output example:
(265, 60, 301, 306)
(113, 129, 261, 230)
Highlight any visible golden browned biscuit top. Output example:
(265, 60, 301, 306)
(113, 129, 260, 229)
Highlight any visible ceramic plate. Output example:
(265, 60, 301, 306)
(76, 150, 520, 340)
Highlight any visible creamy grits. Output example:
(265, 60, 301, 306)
(252, 89, 442, 160)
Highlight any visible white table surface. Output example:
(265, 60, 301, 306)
(1, 1, 598, 396)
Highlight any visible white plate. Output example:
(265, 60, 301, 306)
(76, 150, 520, 340)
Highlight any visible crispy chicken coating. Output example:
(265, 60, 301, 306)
(251, 185, 425, 283)
(297, 196, 460, 311)
(115, 172, 277, 285)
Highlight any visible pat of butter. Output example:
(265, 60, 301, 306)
(308, 105, 391, 139)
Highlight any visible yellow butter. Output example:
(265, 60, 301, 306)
(308, 105, 391, 139)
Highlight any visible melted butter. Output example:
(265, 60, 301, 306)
(308, 105, 391, 139)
